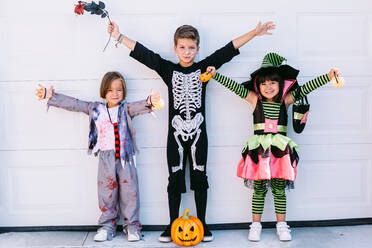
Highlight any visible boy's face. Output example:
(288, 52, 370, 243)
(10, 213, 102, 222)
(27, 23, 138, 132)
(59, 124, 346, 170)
(174, 38, 199, 67)
(105, 79, 124, 107)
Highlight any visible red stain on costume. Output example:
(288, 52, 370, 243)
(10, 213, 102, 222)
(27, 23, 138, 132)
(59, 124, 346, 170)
(123, 180, 128, 184)
(108, 193, 112, 199)
(100, 206, 108, 212)
(106, 176, 118, 190)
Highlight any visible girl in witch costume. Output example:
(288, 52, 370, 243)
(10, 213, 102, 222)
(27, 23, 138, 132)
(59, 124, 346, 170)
(35, 72, 161, 242)
(202, 53, 341, 242)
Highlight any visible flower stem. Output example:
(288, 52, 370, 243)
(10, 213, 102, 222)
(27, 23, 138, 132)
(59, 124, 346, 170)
(102, 10, 111, 52)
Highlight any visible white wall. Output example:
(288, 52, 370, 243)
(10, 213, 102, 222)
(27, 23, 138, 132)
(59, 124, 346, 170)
(1, 0, 372, 226)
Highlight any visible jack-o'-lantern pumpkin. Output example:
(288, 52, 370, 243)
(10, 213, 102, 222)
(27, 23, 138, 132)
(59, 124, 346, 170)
(200, 71, 213, 82)
(35, 86, 46, 99)
(171, 208, 204, 246)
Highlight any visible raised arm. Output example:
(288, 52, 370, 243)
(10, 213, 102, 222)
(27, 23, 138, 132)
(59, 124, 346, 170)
(127, 89, 161, 118)
(232, 21, 276, 49)
(204, 67, 257, 105)
(36, 84, 94, 115)
(108, 22, 136, 51)
(108, 22, 170, 81)
(286, 68, 341, 105)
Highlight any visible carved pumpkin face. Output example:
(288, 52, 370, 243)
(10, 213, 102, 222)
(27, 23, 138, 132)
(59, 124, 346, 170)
(171, 209, 204, 246)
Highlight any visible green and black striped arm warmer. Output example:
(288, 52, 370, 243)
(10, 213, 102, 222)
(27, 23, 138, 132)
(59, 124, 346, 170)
(213, 72, 250, 99)
(291, 74, 330, 102)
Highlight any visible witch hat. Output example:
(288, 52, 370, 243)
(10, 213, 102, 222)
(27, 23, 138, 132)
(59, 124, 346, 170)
(242, 53, 300, 92)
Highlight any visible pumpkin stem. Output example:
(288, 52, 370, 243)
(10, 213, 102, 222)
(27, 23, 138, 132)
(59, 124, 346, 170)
(182, 208, 191, 220)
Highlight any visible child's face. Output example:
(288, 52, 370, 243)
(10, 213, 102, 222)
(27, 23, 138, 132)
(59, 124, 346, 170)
(174, 38, 199, 67)
(105, 79, 124, 107)
(259, 80, 280, 101)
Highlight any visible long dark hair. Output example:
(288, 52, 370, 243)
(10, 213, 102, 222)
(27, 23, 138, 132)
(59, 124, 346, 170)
(256, 72, 284, 102)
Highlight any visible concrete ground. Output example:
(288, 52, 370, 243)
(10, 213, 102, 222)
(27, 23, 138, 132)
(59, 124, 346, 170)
(1, 225, 372, 248)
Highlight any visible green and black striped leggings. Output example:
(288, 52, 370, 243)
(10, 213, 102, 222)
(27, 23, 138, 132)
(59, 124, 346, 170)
(252, 179, 286, 215)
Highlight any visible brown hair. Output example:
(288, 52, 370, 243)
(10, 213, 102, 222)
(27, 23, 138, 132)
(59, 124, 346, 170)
(100, 71, 127, 99)
(174, 25, 200, 46)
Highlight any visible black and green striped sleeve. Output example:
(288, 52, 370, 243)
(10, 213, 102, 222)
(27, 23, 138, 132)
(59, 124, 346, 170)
(212, 72, 250, 99)
(291, 74, 330, 102)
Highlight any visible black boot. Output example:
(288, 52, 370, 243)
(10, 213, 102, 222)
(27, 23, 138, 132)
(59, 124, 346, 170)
(194, 190, 213, 242)
(159, 191, 181, 242)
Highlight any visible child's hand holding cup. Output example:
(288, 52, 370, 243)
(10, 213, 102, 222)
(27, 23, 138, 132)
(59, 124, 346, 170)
(148, 89, 164, 111)
(200, 66, 216, 82)
(329, 68, 344, 88)
(35, 84, 53, 100)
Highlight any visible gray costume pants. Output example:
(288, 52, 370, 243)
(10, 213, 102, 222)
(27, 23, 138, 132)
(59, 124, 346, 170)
(97, 150, 141, 239)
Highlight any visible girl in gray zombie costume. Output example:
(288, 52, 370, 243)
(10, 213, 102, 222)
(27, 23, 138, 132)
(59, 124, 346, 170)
(36, 71, 160, 242)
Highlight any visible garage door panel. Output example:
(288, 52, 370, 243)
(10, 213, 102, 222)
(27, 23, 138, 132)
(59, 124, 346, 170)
(8, 165, 82, 211)
(369, 14, 372, 58)
(136, 148, 169, 224)
(296, 159, 368, 203)
(0, 150, 98, 226)
(0, 17, 81, 82)
(200, 13, 278, 61)
(288, 144, 372, 219)
(301, 85, 365, 133)
(297, 13, 368, 58)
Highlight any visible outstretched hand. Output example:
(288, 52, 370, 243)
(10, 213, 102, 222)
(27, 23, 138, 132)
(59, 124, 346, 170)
(200, 66, 216, 82)
(149, 89, 160, 104)
(255, 21, 276, 36)
(35, 84, 53, 100)
(328, 68, 341, 79)
(108, 21, 120, 40)
(328, 68, 344, 88)
(148, 89, 164, 110)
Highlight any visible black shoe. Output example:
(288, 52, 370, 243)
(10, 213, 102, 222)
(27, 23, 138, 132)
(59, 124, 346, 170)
(203, 226, 214, 242)
(158, 226, 172, 243)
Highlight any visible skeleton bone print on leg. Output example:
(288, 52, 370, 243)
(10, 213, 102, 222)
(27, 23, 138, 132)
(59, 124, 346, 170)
(171, 70, 205, 172)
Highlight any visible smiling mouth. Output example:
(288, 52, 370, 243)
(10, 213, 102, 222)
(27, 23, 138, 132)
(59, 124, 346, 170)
(177, 236, 197, 242)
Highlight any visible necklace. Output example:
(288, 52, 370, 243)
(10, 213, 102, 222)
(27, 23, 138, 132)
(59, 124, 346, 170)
(106, 104, 114, 124)
(106, 104, 120, 159)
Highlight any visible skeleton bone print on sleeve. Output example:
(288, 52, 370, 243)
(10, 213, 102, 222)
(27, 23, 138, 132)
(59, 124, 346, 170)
(171, 70, 205, 173)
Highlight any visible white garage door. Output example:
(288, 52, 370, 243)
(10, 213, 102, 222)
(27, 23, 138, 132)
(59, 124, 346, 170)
(1, 0, 372, 226)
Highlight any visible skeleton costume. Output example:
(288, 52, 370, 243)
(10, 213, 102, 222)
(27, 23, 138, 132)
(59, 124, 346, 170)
(130, 41, 239, 228)
(47, 92, 152, 239)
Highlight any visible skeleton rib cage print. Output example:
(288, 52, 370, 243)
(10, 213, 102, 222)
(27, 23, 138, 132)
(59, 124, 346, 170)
(171, 70, 205, 173)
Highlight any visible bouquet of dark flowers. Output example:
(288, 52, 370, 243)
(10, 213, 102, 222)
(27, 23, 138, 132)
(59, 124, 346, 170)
(74, 1, 112, 52)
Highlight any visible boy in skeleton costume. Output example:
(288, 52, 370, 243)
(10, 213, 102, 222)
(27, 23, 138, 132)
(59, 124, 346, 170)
(108, 21, 276, 242)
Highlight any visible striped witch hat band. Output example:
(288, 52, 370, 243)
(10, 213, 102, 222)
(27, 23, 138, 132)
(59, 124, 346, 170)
(261, 53, 286, 68)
